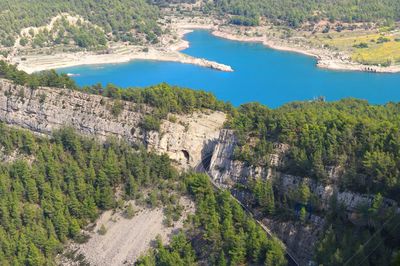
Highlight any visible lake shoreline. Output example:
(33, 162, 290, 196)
(210, 29, 400, 74)
(12, 27, 233, 74)
(14, 47, 233, 74)
(56, 30, 400, 108)
(172, 17, 400, 74)
(15, 48, 233, 74)
(10, 15, 400, 74)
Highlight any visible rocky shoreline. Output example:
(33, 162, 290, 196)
(210, 29, 400, 74)
(9, 15, 400, 74)
(13, 45, 233, 74)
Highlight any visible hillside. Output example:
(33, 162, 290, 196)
(3, 1, 400, 72)
(0, 66, 399, 265)
(0, 0, 160, 48)
(208, 0, 400, 27)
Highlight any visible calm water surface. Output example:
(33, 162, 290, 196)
(58, 30, 400, 108)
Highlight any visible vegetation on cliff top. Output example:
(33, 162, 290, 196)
(226, 100, 400, 265)
(0, 61, 232, 132)
(227, 100, 400, 198)
(0, 61, 232, 117)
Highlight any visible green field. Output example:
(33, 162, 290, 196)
(311, 30, 400, 66)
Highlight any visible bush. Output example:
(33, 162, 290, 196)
(97, 224, 107, 235)
(353, 42, 369, 48)
(111, 100, 123, 117)
(124, 203, 135, 219)
(230, 16, 259, 26)
(140, 115, 161, 132)
(377, 36, 390, 44)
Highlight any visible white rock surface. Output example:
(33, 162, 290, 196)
(0, 79, 226, 170)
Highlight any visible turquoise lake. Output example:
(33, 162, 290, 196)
(58, 30, 400, 108)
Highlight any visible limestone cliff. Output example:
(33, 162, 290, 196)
(207, 128, 399, 265)
(1, 78, 397, 265)
(0, 79, 226, 170)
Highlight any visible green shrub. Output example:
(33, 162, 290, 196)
(140, 115, 161, 132)
(97, 224, 107, 235)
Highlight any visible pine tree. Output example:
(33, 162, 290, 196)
(265, 239, 286, 266)
(125, 203, 135, 219)
(26, 243, 45, 266)
(104, 148, 120, 184)
(69, 218, 80, 238)
(299, 206, 307, 223)
(96, 170, 114, 209)
(228, 229, 246, 266)
(126, 175, 138, 198)
(217, 250, 227, 266)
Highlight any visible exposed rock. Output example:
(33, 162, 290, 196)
(207, 127, 399, 265)
(59, 198, 195, 266)
(146, 111, 226, 170)
(1, 78, 398, 265)
(275, 173, 398, 213)
(0, 147, 35, 164)
(0, 79, 226, 170)
(263, 217, 323, 265)
(209, 129, 270, 185)
(208, 128, 398, 212)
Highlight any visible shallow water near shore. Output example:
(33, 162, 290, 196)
(58, 30, 400, 108)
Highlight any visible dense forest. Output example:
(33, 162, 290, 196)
(226, 100, 400, 265)
(0, 123, 284, 265)
(0, 124, 179, 264)
(227, 100, 400, 199)
(137, 173, 286, 265)
(25, 17, 108, 49)
(0, 0, 161, 47)
(1, 61, 400, 264)
(3, 0, 400, 49)
(2, 62, 400, 199)
(206, 0, 400, 27)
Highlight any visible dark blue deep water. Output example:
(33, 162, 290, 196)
(58, 30, 400, 108)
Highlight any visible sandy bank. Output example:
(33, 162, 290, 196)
(9, 13, 233, 73)
(14, 45, 233, 74)
(12, 14, 400, 74)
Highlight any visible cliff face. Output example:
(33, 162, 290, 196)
(0, 79, 226, 170)
(1, 79, 397, 265)
(208, 129, 398, 213)
(207, 129, 399, 265)
(208, 130, 322, 264)
(209, 130, 290, 185)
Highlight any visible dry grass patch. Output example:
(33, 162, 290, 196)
(352, 41, 400, 66)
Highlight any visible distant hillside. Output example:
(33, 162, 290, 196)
(0, 0, 161, 48)
(206, 0, 400, 27)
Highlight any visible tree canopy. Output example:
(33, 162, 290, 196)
(0, 0, 161, 47)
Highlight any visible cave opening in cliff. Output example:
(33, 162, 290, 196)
(181, 150, 190, 164)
